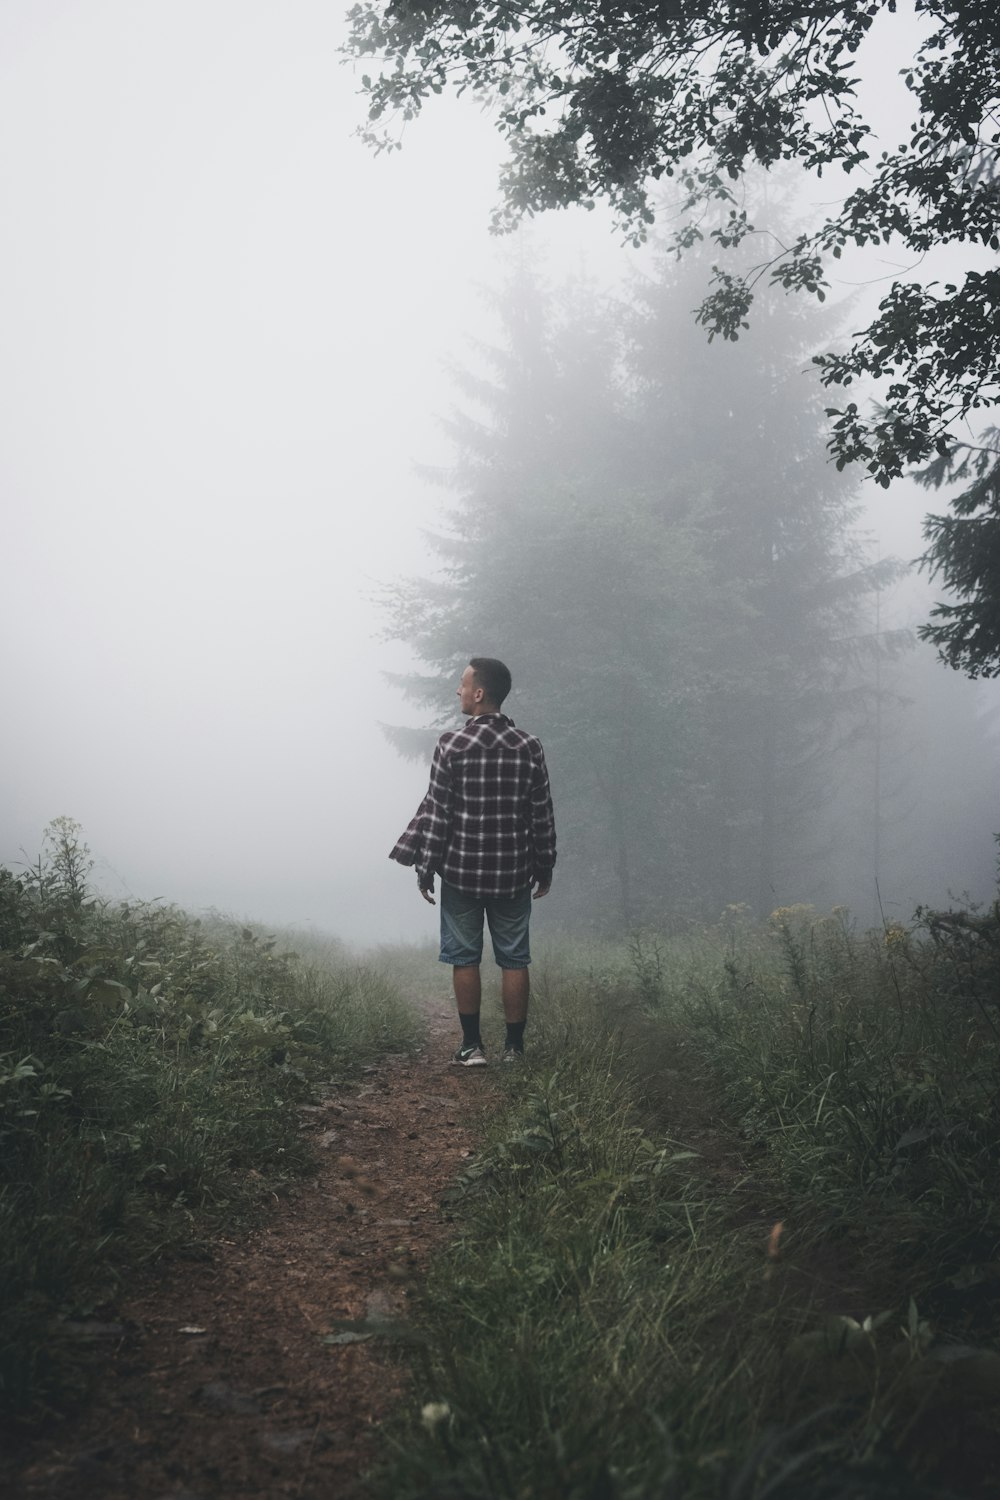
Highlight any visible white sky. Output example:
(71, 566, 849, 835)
(0, 0, 615, 941)
(1, 1, 995, 942)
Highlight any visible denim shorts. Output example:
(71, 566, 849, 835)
(439, 881, 532, 970)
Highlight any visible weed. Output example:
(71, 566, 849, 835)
(627, 928, 665, 1006)
(374, 901, 1000, 1499)
(0, 821, 422, 1418)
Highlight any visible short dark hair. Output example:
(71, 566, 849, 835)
(469, 656, 512, 708)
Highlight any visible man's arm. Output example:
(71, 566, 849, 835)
(388, 738, 454, 902)
(529, 745, 556, 898)
(414, 740, 453, 900)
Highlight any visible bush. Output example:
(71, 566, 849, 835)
(0, 821, 422, 1417)
(646, 903, 1000, 1284)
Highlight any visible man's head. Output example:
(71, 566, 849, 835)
(458, 657, 512, 716)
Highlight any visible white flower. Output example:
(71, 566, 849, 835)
(420, 1401, 451, 1433)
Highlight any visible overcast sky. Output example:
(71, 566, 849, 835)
(2, 1, 996, 944)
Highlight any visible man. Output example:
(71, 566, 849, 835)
(389, 657, 556, 1066)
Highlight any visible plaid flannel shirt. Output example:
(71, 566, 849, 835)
(389, 713, 556, 898)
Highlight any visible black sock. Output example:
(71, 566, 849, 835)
(505, 1021, 526, 1052)
(459, 1012, 482, 1049)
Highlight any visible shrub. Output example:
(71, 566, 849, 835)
(0, 821, 421, 1416)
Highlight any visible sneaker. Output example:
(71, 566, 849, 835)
(501, 1046, 524, 1064)
(451, 1044, 487, 1067)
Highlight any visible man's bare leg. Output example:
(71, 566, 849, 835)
(453, 964, 481, 1015)
(501, 967, 529, 1055)
(501, 967, 529, 1023)
(451, 965, 486, 1061)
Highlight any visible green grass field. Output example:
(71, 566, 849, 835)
(370, 902, 1000, 1500)
(6, 820, 999, 1494)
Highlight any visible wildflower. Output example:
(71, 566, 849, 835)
(421, 1401, 451, 1434)
(769, 903, 816, 926)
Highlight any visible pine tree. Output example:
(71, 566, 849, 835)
(621, 239, 903, 912)
(383, 263, 713, 923)
(383, 248, 902, 924)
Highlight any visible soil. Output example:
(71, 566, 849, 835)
(3, 996, 489, 1500)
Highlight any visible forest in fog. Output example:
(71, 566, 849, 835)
(3, 3, 997, 939)
(4, 6, 1000, 1498)
(381, 230, 998, 931)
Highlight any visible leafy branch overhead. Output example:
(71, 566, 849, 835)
(345, 0, 1000, 675)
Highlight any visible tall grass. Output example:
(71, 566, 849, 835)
(0, 821, 422, 1418)
(372, 898, 1000, 1499)
(649, 902, 1000, 1288)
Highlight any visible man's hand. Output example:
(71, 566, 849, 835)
(532, 879, 551, 900)
(419, 884, 436, 906)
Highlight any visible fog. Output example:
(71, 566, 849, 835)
(2, 1, 997, 945)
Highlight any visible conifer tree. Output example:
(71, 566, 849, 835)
(622, 241, 903, 911)
(348, 1, 1000, 676)
(383, 264, 708, 923)
(383, 249, 903, 923)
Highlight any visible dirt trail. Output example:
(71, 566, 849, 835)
(7, 997, 487, 1500)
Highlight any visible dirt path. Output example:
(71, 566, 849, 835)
(7, 996, 488, 1500)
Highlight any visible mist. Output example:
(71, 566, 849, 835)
(3, 0, 997, 944)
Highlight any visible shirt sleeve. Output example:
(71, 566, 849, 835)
(388, 738, 454, 890)
(416, 740, 454, 888)
(529, 746, 557, 880)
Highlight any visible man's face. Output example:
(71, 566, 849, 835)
(458, 665, 483, 717)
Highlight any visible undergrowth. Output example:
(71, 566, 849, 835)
(652, 902, 1000, 1292)
(0, 818, 421, 1418)
(373, 895, 1000, 1500)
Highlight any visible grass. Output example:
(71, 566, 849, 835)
(0, 821, 423, 1419)
(652, 903, 1000, 1287)
(6, 820, 998, 1491)
(369, 897, 1000, 1500)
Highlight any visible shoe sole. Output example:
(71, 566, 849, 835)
(451, 1054, 488, 1067)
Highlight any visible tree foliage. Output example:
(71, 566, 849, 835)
(346, 0, 1000, 674)
(916, 427, 1000, 675)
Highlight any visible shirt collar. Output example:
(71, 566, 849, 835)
(467, 712, 514, 726)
